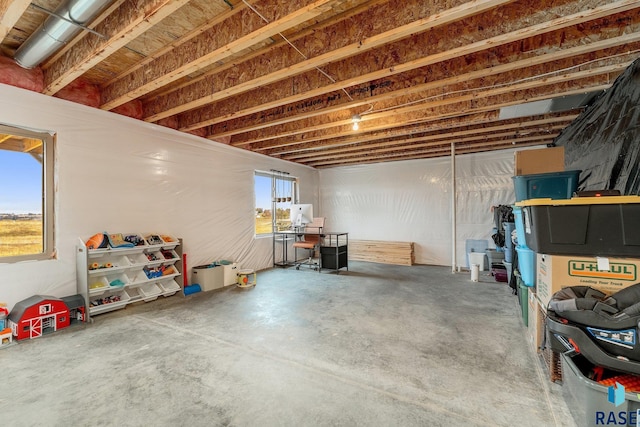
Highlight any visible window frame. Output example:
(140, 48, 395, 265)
(254, 170, 299, 236)
(0, 123, 55, 263)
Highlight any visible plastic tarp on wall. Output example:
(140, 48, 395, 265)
(0, 84, 318, 311)
(318, 150, 519, 267)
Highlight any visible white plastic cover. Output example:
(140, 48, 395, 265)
(0, 83, 535, 311)
(0, 84, 318, 311)
(319, 149, 521, 267)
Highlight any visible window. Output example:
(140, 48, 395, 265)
(0, 123, 55, 262)
(39, 304, 52, 315)
(255, 171, 297, 235)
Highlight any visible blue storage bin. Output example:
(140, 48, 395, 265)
(516, 245, 536, 287)
(512, 170, 581, 202)
(512, 207, 527, 248)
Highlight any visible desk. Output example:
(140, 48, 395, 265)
(273, 230, 348, 273)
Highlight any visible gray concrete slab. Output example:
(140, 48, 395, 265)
(1, 263, 575, 426)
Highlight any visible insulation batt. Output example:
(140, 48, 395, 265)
(187, 128, 208, 138)
(54, 78, 100, 107)
(157, 116, 178, 129)
(112, 100, 144, 119)
(0, 56, 44, 92)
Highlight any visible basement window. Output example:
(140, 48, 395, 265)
(254, 171, 298, 235)
(0, 123, 55, 262)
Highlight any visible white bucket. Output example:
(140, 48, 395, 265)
(470, 264, 479, 282)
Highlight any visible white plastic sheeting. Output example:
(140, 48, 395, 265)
(318, 150, 521, 267)
(0, 84, 317, 311)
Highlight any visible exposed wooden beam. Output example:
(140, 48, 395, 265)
(209, 36, 640, 140)
(180, 0, 640, 132)
(247, 76, 614, 152)
(40, 0, 128, 70)
(286, 120, 574, 161)
(138, 0, 392, 101)
(0, 0, 31, 42)
(100, 0, 351, 110)
(310, 137, 554, 167)
(42, 0, 193, 95)
(302, 127, 565, 163)
(276, 111, 581, 158)
(100, 2, 248, 89)
(144, 0, 517, 121)
(234, 62, 626, 149)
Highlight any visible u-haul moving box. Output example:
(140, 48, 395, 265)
(537, 254, 640, 309)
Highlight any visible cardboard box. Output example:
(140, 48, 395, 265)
(536, 253, 640, 309)
(526, 290, 545, 353)
(514, 146, 565, 176)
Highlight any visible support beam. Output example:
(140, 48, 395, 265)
(205, 34, 640, 140)
(143, 0, 515, 121)
(0, 0, 31, 42)
(42, 0, 192, 95)
(100, 0, 350, 110)
(236, 62, 626, 150)
(179, 0, 639, 132)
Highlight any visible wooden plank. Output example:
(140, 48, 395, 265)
(204, 33, 640, 140)
(349, 240, 414, 266)
(298, 125, 567, 163)
(144, 0, 516, 121)
(100, 0, 350, 110)
(43, 0, 192, 95)
(242, 62, 625, 151)
(282, 113, 579, 160)
(0, 0, 31, 42)
(179, 0, 639, 134)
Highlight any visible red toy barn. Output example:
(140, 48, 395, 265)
(8, 295, 72, 340)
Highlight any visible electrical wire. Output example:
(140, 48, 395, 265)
(242, 0, 636, 122)
(369, 49, 640, 116)
(241, 0, 354, 101)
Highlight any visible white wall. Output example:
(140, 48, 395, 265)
(0, 84, 318, 311)
(318, 150, 519, 267)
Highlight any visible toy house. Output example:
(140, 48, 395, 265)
(61, 295, 86, 324)
(8, 295, 71, 340)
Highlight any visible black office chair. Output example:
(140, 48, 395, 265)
(293, 217, 325, 271)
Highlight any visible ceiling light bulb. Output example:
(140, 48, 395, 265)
(352, 114, 361, 131)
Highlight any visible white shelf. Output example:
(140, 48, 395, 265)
(77, 235, 183, 320)
(89, 289, 130, 315)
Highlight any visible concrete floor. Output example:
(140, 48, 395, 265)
(2, 262, 575, 427)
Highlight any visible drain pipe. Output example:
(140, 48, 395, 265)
(14, 0, 112, 69)
(451, 141, 457, 273)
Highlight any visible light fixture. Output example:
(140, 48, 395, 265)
(352, 114, 361, 131)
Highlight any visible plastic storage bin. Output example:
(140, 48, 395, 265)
(515, 245, 536, 287)
(192, 264, 224, 292)
(517, 196, 640, 256)
(468, 252, 486, 271)
(512, 206, 527, 248)
(486, 249, 505, 266)
(465, 239, 488, 268)
(562, 352, 640, 427)
(512, 170, 581, 202)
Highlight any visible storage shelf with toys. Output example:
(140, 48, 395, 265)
(76, 232, 183, 320)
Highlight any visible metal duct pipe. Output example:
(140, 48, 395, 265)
(14, 0, 112, 69)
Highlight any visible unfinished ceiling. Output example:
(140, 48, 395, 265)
(1, 0, 639, 168)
